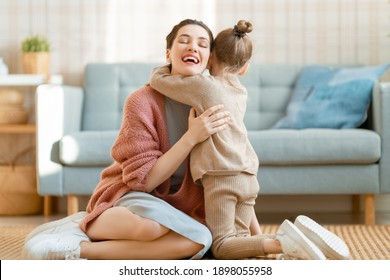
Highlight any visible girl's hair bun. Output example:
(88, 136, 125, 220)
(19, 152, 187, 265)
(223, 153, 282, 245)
(233, 20, 253, 37)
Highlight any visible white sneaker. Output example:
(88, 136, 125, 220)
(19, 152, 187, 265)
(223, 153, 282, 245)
(24, 211, 87, 243)
(22, 230, 89, 260)
(294, 215, 350, 260)
(276, 219, 326, 260)
(21, 212, 89, 260)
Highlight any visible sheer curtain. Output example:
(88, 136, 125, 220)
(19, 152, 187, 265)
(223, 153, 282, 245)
(0, 0, 389, 85)
(1, 0, 216, 85)
(97, 0, 216, 62)
(214, 0, 390, 66)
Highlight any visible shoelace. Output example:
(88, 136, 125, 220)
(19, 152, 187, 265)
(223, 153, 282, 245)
(47, 247, 75, 260)
(46, 237, 81, 260)
(65, 252, 80, 260)
(46, 245, 81, 260)
(277, 254, 299, 260)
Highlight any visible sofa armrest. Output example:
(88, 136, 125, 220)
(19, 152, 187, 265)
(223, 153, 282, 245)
(373, 82, 390, 193)
(35, 85, 84, 196)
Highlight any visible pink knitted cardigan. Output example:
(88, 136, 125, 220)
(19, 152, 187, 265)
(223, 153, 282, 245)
(79, 85, 205, 232)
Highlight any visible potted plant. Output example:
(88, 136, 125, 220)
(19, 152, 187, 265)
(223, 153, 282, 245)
(21, 35, 50, 76)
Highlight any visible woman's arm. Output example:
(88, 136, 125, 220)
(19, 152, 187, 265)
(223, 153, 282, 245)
(145, 104, 230, 192)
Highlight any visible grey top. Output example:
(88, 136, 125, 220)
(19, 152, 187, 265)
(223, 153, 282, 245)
(165, 97, 191, 188)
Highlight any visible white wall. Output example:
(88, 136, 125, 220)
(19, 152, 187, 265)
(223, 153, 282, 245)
(1, 0, 389, 85)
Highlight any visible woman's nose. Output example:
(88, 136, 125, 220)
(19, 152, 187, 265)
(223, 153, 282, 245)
(187, 43, 198, 53)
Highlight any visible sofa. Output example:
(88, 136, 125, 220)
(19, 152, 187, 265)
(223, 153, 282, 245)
(35, 63, 390, 225)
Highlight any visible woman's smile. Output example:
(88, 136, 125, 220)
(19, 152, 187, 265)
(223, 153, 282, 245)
(182, 54, 200, 64)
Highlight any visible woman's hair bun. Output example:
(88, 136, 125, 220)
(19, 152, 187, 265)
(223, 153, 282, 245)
(233, 20, 253, 37)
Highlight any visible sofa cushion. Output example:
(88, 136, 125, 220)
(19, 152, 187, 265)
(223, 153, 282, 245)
(82, 63, 156, 131)
(59, 131, 117, 166)
(248, 128, 380, 165)
(241, 64, 301, 129)
(273, 64, 390, 129)
(60, 129, 380, 167)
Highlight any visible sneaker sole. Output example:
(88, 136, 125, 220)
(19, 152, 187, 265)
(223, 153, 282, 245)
(24, 211, 87, 243)
(294, 215, 350, 260)
(278, 220, 326, 260)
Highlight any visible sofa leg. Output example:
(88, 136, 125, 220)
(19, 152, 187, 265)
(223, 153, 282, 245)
(43, 196, 53, 216)
(352, 194, 360, 213)
(67, 195, 79, 216)
(364, 194, 375, 225)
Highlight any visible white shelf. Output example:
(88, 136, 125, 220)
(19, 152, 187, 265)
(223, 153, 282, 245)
(0, 74, 45, 86)
(0, 74, 62, 86)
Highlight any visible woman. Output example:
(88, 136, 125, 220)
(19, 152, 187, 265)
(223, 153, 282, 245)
(22, 19, 231, 260)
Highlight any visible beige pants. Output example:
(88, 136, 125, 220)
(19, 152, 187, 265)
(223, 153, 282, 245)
(202, 173, 269, 259)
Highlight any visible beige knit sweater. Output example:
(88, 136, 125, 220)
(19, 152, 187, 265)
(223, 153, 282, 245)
(150, 66, 259, 183)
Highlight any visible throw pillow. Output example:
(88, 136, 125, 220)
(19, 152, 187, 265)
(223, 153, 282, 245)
(273, 64, 390, 129)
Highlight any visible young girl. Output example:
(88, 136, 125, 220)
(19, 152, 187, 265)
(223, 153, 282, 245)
(150, 20, 350, 260)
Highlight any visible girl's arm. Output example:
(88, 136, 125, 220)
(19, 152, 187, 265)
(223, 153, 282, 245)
(145, 104, 230, 192)
(149, 65, 214, 107)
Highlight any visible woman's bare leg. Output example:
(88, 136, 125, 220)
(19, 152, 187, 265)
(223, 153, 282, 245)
(83, 206, 204, 259)
(86, 206, 170, 241)
(80, 230, 203, 260)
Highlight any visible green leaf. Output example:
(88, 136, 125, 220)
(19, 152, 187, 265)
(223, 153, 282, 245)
(21, 36, 50, 52)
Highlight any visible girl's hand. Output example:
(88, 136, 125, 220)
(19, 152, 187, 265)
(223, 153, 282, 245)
(184, 104, 230, 147)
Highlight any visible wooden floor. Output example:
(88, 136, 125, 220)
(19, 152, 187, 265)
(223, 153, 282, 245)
(0, 211, 389, 227)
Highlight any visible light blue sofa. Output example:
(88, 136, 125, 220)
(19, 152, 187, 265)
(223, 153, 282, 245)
(36, 63, 390, 224)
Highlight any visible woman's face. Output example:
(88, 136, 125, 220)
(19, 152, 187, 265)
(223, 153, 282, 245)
(166, 24, 211, 76)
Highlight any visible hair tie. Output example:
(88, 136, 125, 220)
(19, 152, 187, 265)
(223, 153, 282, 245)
(233, 25, 245, 38)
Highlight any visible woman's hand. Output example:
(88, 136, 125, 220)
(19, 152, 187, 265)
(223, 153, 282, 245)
(183, 104, 230, 147)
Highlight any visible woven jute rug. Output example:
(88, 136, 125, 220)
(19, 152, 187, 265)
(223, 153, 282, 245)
(0, 225, 35, 260)
(1, 224, 389, 260)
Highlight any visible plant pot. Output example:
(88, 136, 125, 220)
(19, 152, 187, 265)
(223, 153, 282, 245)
(22, 52, 50, 76)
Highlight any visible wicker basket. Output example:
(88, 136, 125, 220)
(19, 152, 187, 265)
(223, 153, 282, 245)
(0, 89, 24, 105)
(0, 106, 28, 124)
(0, 147, 42, 215)
(0, 89, 28, 124)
